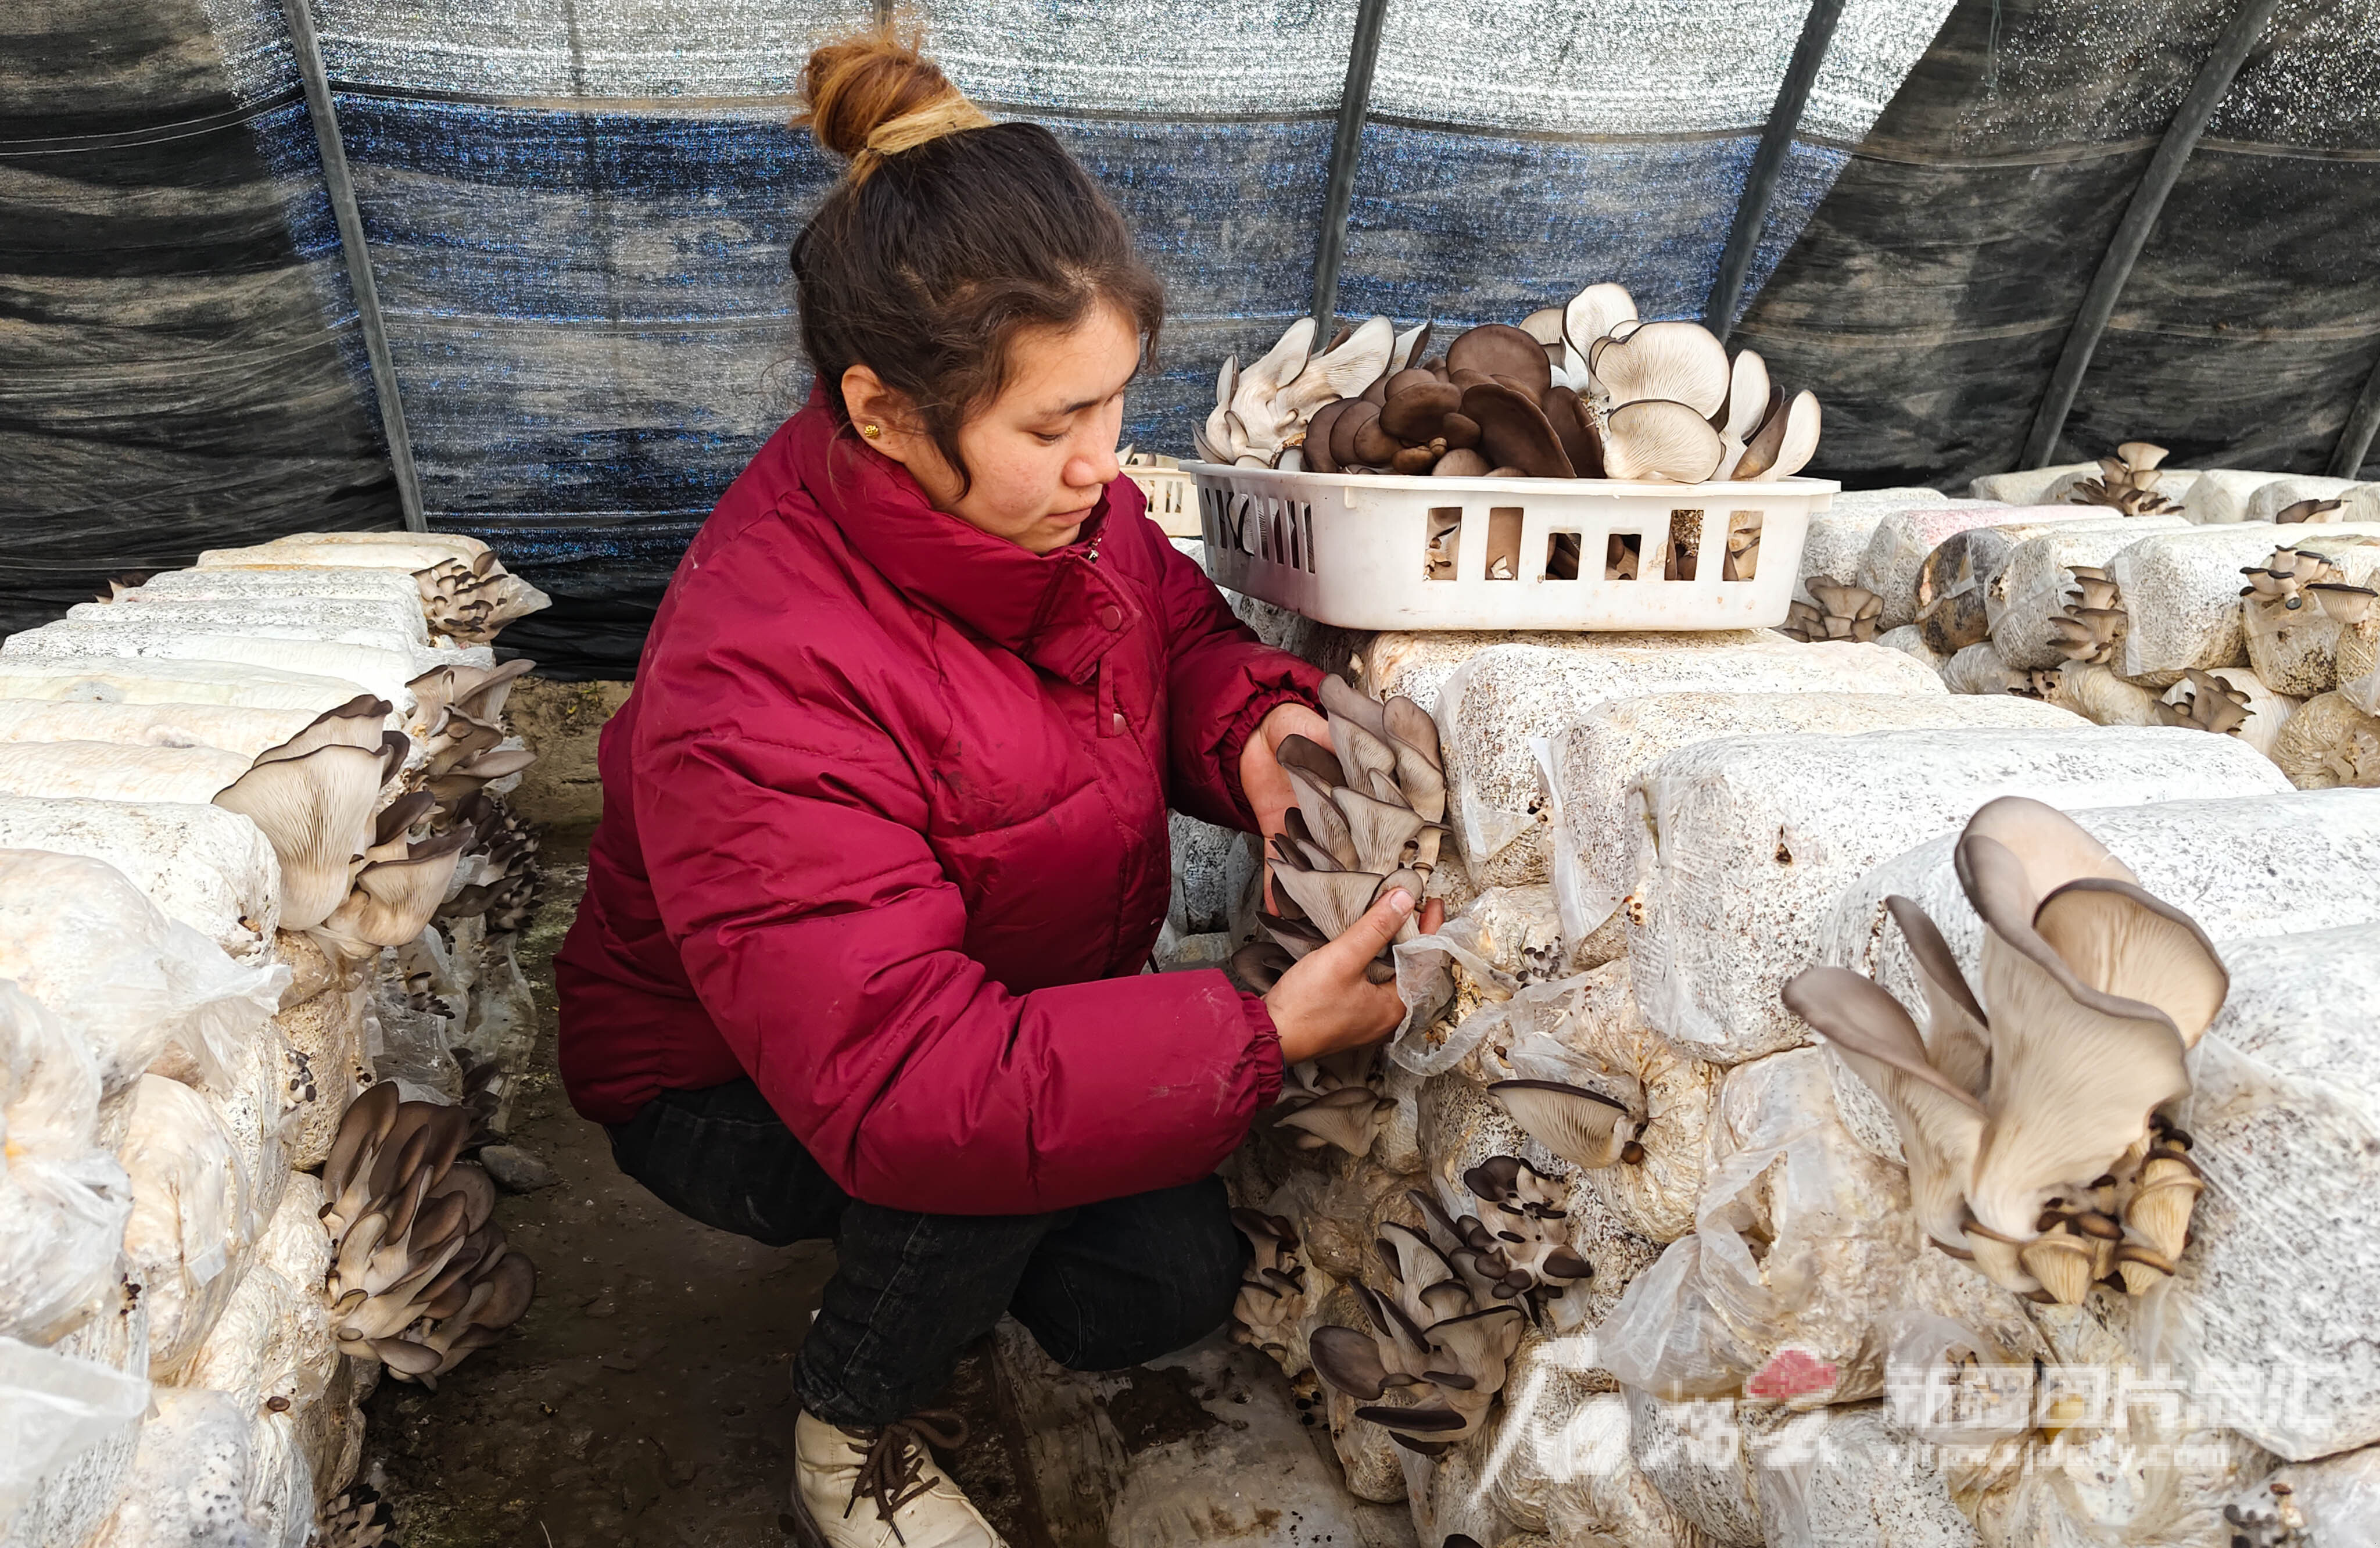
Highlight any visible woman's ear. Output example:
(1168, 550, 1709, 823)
(840, 365, 925, 468)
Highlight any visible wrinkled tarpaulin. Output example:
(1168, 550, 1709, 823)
(5, 0, 2374, 676)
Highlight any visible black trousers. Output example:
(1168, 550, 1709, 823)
(605, 1078, 1247, 1427)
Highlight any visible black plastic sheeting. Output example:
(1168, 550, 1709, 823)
(1747, 0, 2380, 490)
(6, 0, 2378, 679)
(0, 0, 400, 642)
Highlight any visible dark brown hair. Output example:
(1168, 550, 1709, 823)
(793, 32, 1165, 497)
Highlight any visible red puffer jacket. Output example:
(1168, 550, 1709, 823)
(555, 397, 1321, 1215)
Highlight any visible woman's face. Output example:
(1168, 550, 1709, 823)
(843, 304, 1141, 555)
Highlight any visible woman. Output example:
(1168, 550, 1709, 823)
(555, 32, 1428, 1548)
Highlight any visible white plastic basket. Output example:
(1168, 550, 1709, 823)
(1124, 461, 1201, 538)
(1185, 462, 1836, 631)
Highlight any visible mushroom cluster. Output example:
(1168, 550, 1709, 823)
(1228, 1209, 1308, 1363)
(319, 1082, 536, 1385)
(1199, 284, 1822, 486)
(1268, 1048, 1398, 1158)
(1433, 1158, 1594, 1317)
(414, 551, 549, 644)
(316, 1483, 400, 1548)
(1782, 576, 1886, 643)
(1780, 797, 2225, 1305)
(2066, 442, 2180, 516)
(1232, 676, 1447, 999)
(1306, 1190, 1540, 1454)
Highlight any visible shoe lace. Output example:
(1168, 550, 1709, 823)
(843, 1410, 970, 1543)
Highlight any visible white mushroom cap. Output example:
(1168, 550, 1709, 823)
(212, 741, 387, 930)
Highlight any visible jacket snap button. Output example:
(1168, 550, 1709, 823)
(1098, 605, 1123, 631)
(1111, 711, 1127, 734)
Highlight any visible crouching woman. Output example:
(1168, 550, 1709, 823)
(554, 33, 1426, 1548)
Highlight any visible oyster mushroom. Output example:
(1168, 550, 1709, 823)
(1781, 577, 1884, 643)
(1732, 389, 1819, 481)
(1601, 400, 1723, 483)
(2067, 443, 2179, 516)
(1486, 1080, 1644, 1169)
(1446, 324, 1554, 403)
(1278, 314, 1396, 419)
(1956, 802, 2227, 1300)
(212, 741, 389, 931)
(1782, 965, 1985, 1258)
(252, 694, 392, 765)
(1562, 283, 1639, 382)
(2152, 667, 2274, 743)
(2274, 498, 2345, 525)
(1458, 381, 1572, 478)
(1228, 1210, 1307, 1359)
(1591, 321, 1729, 418)
(1722, 349, 1773, 440)
(313, 822, 478, 961)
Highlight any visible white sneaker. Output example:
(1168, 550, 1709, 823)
(788, 1410, 1006, 1548)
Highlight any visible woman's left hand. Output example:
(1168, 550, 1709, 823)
(1239, 701, 1331, 846)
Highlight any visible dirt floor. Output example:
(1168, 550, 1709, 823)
(367, 831, 1045, 1548)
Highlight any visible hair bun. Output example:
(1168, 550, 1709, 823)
(800, 31, 962, 163)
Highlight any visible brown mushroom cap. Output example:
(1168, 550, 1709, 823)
(1304, 399, 1355, 474)
(1381, 378, 1464, 442)
(1352, 414, 1404, 467)
(1730, 384, 1793, 478)
(1460, 381, 1574, 478)
(1542, 386, 1604, 478)
(1446, 324, 1553, 402)
(1438, 413, 1480, 451)
(1329, 400, 1382, 469)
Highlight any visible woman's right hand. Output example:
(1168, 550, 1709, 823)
(1263, 887, 1442, 1065)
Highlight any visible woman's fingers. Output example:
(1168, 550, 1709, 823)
(1264, 888, 1415, 1065)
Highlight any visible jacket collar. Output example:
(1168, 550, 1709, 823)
(786, 395, 1134, 685)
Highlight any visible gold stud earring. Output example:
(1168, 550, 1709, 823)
(860, 423, 882, 440)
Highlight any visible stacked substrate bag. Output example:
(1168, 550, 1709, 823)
(0, 533, 550, 1548)
(1206, 590, 2380, 1544)
(1829, 482, 2380, 794)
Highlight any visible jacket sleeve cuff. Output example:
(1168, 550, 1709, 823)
(1237, 988, 1287, 1103)
(1216, 678, 1324, 830)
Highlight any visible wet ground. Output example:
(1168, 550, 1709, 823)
(368, 832, 1042, 1548)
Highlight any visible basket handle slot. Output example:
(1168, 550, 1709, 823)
(1485, 508, 1525, 582)
(1425, 507, 1461, 582)
(1544, 531, 1582, 581)
(1723, 511, 1764, 582)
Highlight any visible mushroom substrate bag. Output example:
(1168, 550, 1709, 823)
(1747, 1401, 1979, 1548)
(1454, 956, 1720, 1245)
(1988, 521, 2202, 671)
(0, 1334, 150, 1544)
(1791, 489, 1977, 607)
(1624, 725, 2287, 1065)
(0, 624, 488, 716)
(0, 851, 286, 1119)
(84, 1386, 310, 1548)
(2115, 927, 2380, 1461)
(62, 594, 432, 651)
(0, 981, 128, 1348)
(1854, 505, 2104, 630)
(117, 1075, 256, 1381)
(2113, 522, 2380, 683)
(2241, 539, 2380, 697)
(1594, 1048, 2040, 1413)
(1354, 626, 1793, 718)
(1426, 639, 1944, 888)
(2268, 689, 2380, 789)
(1542, 691, 2080, 962)
(0, 800, 279, 967)
(0, 658, 376, 715)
